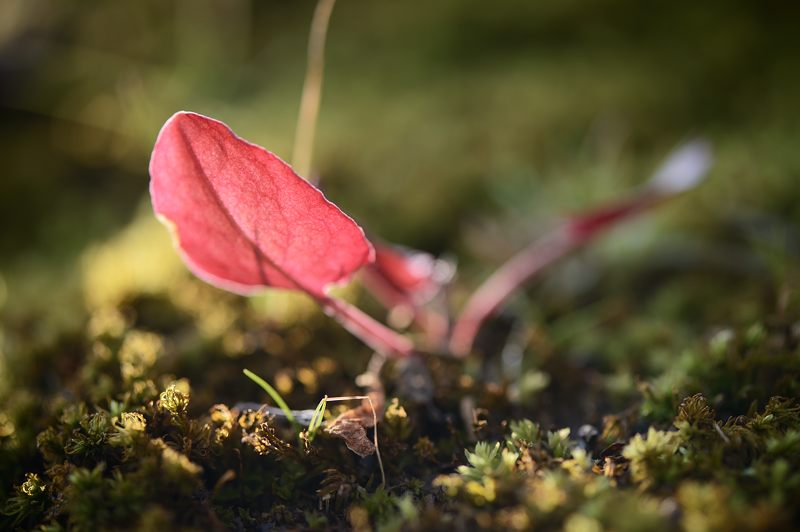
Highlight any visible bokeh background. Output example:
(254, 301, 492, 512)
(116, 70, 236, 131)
(1, 0, 799, 408)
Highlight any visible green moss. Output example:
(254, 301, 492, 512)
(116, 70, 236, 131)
(2, 295, 799, 530)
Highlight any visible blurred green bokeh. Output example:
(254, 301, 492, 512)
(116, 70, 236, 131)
(1, 0, 799, 326)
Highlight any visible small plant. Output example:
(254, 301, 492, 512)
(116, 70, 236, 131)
(144, 0, 714, 498)
(148, 0, 712, 367)
(243, 368, 386, 485)
(149, 112, 415, 359)
(149, 112, 712, 361)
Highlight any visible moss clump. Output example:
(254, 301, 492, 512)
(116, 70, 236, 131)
(430, 394, 800, 530)
(2, 281, 800, 530)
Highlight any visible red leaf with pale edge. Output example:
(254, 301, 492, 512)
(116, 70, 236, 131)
(149, 112, 374, 297)
(362, 242, 454, 308)
(361, 242, 454, 349)
(371, 243, 437, 295)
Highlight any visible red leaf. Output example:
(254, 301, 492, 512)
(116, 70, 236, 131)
(371, 243, 437, 295)
(362, 242, 454, 308)
(149, 112, 374, 297)
(361, 242, 454, 349)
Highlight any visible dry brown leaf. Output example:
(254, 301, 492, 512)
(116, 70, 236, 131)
(326, 418, 375, 457)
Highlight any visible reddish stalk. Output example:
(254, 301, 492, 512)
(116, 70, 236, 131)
(320, 296, 415, 359)
(449, 140, 712, 357)
(360, 243, 454, 350)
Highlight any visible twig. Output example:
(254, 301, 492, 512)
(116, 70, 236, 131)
(714, 421, 731, 445)
(292, 0, 337, 178)
(231, 402, 319, 425)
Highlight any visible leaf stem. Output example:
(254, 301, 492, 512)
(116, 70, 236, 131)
(449, 140, 712, 357)
(448, 195, 682, 357)
(449, 226, 580, 357)
(292, 0, 337, 178)
(321, 296, 415, 359)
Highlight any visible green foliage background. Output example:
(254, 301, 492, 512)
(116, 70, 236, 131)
(1, 0, 799, 530)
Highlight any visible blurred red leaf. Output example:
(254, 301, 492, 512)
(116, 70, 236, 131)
(149, 112, 374, 297)
(371, 243, 438, 296)
(363, 242, 454, 308)
(361, 242, 454, 348)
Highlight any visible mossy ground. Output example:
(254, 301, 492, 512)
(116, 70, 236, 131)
(1, 219, 799, 530)
(2, 1, 800, 530)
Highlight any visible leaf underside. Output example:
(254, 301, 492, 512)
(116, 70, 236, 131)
(149, 111, 374, 296)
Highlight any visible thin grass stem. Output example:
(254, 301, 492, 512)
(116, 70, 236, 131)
(292, 0, 337, 178)
(243, 369, 299, 427)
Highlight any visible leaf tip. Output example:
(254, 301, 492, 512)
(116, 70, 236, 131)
(648, 138, 714, 195)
